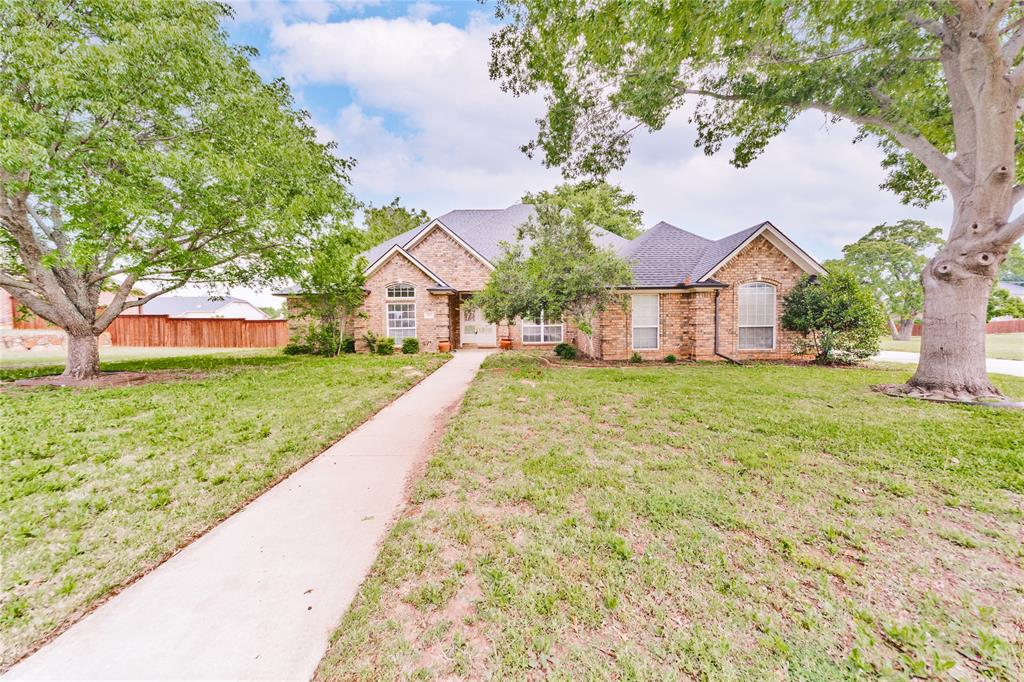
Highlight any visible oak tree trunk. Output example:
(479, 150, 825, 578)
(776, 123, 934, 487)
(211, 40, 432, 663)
(894, 318, 916, 342)
(64, 331, 101, 380)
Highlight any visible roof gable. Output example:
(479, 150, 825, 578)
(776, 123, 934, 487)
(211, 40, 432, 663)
(363, 244, 452, 288)
(697, 222, 826, 282)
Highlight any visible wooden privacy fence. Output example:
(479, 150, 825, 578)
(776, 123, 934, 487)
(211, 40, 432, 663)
(911, 319, 1024, 335)
(106, 315, 288, 348)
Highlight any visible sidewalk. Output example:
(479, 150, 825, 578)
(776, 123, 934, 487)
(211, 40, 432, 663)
(6, 350, 494, 681)
(874, 350, 1024, 377)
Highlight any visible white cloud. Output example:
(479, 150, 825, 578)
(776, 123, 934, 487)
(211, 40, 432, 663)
(269, 13, 953, 266)
(407, 2, 442, 20)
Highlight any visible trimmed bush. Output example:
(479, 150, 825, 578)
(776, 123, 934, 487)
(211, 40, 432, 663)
(553, 342, 577, 360)
(342, 336, 356, 353)
(362, 331, 379, 354)
(664, 354, 677, 363)
(630, 352, 642, 363)
(282, 343, 310, 355)
(376, 337, 396, 355)
(401, 337, 420, 354)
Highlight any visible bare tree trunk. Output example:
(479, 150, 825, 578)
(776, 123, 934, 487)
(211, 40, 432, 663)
(64, 331, 100, 380)
(895, 318, 915, 342)
(906, 251, 1001, 400)
(887, 318, 900, 340)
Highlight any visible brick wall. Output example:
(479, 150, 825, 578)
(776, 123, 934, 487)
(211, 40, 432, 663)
(598, 293, 690, 361)
(710, 235, 809, 360)
(356, 254, 451, 353)
(407, 227, 492, 291)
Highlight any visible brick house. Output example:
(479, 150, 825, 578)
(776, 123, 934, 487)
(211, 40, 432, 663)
(280, 204, 826, 360)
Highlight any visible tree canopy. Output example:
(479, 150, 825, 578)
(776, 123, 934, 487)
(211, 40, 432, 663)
(0, 0, 354, 377)
(522, 180, 644, 239)
(491, 0, 1024, 399)
(361, 198, 429, 249)
(838, 220, 943, 339)
(1001, 242, 1024, 281)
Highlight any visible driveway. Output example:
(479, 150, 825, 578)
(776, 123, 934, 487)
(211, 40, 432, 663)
(874, 350, 1024, 378)
(5, 349, 495, 681)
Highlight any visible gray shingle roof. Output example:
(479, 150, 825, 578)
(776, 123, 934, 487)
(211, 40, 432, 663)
(274, 206, 804, 295)
(362, 204, 630, 266)
(140, 295, 253, 316)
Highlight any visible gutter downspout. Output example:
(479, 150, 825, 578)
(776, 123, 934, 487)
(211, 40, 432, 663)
(713, 289, 742, 365)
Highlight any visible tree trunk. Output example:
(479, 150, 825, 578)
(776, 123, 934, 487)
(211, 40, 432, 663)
(906, 256, 999, 400)
(895, 318, 915, 342)
(887, 317, 900, 340)
(64, 332, 101, 380)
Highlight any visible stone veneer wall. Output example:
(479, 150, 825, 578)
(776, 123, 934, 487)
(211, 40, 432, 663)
(355, 254, 451, 353)
(710, 235, 808, 360)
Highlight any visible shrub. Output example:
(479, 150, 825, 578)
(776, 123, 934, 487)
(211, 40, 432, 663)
(401, 337, 420, 354)
(362, 330, 379, 353)
(376, 337, 396, 355)
(664, 354, 677, 363)
(306, 323, 345, 356)
(782, 269, 887, 364)
(282, 343, 310, 355)
(342, 336, 356, 353)
(553, 342, 577, 360)
(630, 352, 642, 363)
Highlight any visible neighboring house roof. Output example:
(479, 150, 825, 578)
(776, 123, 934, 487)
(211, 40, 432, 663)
(276, 204, 825, 294)
(140, 295, 265, 317)
(999, 281, 1024, 299)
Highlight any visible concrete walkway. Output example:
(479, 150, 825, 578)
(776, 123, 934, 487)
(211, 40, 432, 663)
(874, 350, 1024, 378)
(6, 350, 494, 681)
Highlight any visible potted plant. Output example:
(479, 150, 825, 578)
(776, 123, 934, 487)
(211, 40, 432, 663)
(498, 319, 514, 350)
(438, 339, 451, 353)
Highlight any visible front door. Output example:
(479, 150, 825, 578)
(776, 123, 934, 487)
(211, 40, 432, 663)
(460, 305, 496, 347)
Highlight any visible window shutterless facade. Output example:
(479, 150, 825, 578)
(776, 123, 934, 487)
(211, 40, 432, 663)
(522, 311, 563, 343)
(631, 294, 659, 350)
(386, 283, 416, 341)
(737, 282, 776, 350)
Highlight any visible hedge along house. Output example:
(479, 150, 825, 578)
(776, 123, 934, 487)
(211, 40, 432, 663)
(279, 204, 826, 360)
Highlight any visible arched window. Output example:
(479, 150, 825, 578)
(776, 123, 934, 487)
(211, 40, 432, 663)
(385, 283, 415, 341)
(738, 282, 776, 350)
(386, 283, 415, 299)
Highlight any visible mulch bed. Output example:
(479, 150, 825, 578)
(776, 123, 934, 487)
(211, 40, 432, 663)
(10, 371, 202, 389)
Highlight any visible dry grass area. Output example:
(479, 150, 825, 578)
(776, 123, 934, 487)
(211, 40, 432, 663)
(317, 353, 1024, 681)
(0, 351, 446, 668)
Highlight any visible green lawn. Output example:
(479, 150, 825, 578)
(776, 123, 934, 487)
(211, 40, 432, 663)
(318, 353, 1024, 680)
(880, 333, 1024, 361)
(0, 351, 446, 668)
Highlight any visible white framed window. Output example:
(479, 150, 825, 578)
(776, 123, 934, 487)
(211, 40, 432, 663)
(387, 302, 416, 341)
(522, 311, 563, 343)
(738, 282, 776, 350)
(631, 294, 659, 350)
(386, 283, 415, 299)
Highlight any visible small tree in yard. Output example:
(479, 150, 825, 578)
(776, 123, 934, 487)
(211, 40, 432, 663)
(988, 285, 1024, 320)
(0, 1, 354, 379)
(839, 220, 943, 341)
(492, 0, 1024, 400)
(474, 203, 633, 357)
(296, 226, 367, 356)
(782, 270, 888, 365)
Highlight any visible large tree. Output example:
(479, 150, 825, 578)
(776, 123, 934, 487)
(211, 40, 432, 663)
(492, 0, 1024, 400)
(839, 220, 943, 340)
(475, 202, 633, 357)
(522, 180, 644, 239)
(0, 1, 353, 379)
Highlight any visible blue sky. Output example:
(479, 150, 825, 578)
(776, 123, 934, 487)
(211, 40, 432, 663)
(204, 0, 953, 307)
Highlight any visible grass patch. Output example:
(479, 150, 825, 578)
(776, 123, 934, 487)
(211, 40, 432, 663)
(0, 351, 446, 667)
(317, 353, 1024, 680)
(880, 333, 1023, 361)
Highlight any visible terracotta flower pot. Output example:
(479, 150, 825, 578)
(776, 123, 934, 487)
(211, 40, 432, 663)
(499, 338, 513, 350)
(438, 340, 451, 353)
